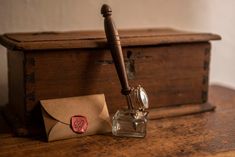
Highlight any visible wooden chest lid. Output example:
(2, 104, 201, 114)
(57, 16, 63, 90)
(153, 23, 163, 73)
(0, 28, 221, 50)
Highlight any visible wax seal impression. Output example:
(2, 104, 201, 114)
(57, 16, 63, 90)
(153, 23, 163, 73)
(70, 115, 88, 134)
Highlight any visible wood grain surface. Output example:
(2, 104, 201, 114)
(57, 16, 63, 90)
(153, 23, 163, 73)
(22, 42, 211, 115)
(1, 85, 235, 157)
(0, 28, 221, 50)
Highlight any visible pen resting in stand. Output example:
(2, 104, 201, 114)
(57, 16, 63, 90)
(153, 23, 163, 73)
(101, 4, 149, 138)
(101, 4, 149, 112)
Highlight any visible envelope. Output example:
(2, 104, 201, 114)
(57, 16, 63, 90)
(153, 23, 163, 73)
(40, 94, 112, 142)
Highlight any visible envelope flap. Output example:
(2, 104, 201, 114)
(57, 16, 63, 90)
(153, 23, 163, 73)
(40, 94, 108, 125)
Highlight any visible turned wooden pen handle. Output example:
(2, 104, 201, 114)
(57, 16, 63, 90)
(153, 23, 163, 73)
(101, 4, 131, 95)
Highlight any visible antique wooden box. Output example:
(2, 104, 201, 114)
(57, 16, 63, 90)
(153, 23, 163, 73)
(0, 28, 220, 135)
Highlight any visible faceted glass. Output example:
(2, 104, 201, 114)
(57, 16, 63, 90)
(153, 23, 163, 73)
(112, 109, 148, 138)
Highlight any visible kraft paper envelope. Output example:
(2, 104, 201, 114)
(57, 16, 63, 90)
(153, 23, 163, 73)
(40, 94, 111, 142)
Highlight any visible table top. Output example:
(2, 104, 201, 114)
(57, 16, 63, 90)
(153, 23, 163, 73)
(1, 85, 235, 157)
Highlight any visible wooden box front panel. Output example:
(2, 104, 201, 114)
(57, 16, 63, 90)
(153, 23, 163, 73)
(7, 50, 25, 122)
(23, 42, 210, 116)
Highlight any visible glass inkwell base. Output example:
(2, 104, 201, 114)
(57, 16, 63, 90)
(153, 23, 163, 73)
(112, 109, 148, 138)
(112, 85, 149, 138)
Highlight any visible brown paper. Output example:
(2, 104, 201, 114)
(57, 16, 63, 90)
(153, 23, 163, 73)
(40, 94, 111, 142)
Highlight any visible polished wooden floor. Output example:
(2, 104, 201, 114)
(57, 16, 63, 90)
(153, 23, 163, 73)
(1, 85, 235, 157)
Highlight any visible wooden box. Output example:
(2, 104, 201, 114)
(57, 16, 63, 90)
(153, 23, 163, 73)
(0, 28, 220, 135)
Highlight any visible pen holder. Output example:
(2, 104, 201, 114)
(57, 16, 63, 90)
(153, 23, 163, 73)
(112, 109, 148, 137)
(101, 4, 149, 138)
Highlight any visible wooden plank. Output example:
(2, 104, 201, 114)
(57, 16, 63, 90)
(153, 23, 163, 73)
(0, 28, 221, 50)
(7, 50, 25, 122)
(22, 43, 209, 113)
(149, 102, 215, 119)
(3, 28, 220, 42)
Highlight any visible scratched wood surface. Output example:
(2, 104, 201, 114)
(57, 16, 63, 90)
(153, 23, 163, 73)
(1, 85, 235, 157)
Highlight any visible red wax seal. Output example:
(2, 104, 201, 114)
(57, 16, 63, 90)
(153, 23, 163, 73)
(70, 115, 88, 134)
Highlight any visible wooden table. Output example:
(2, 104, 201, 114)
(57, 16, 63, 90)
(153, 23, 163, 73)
(1, 85, 235, 157)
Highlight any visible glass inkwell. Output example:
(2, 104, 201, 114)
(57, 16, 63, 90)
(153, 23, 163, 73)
(101, 4, 149, 137)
